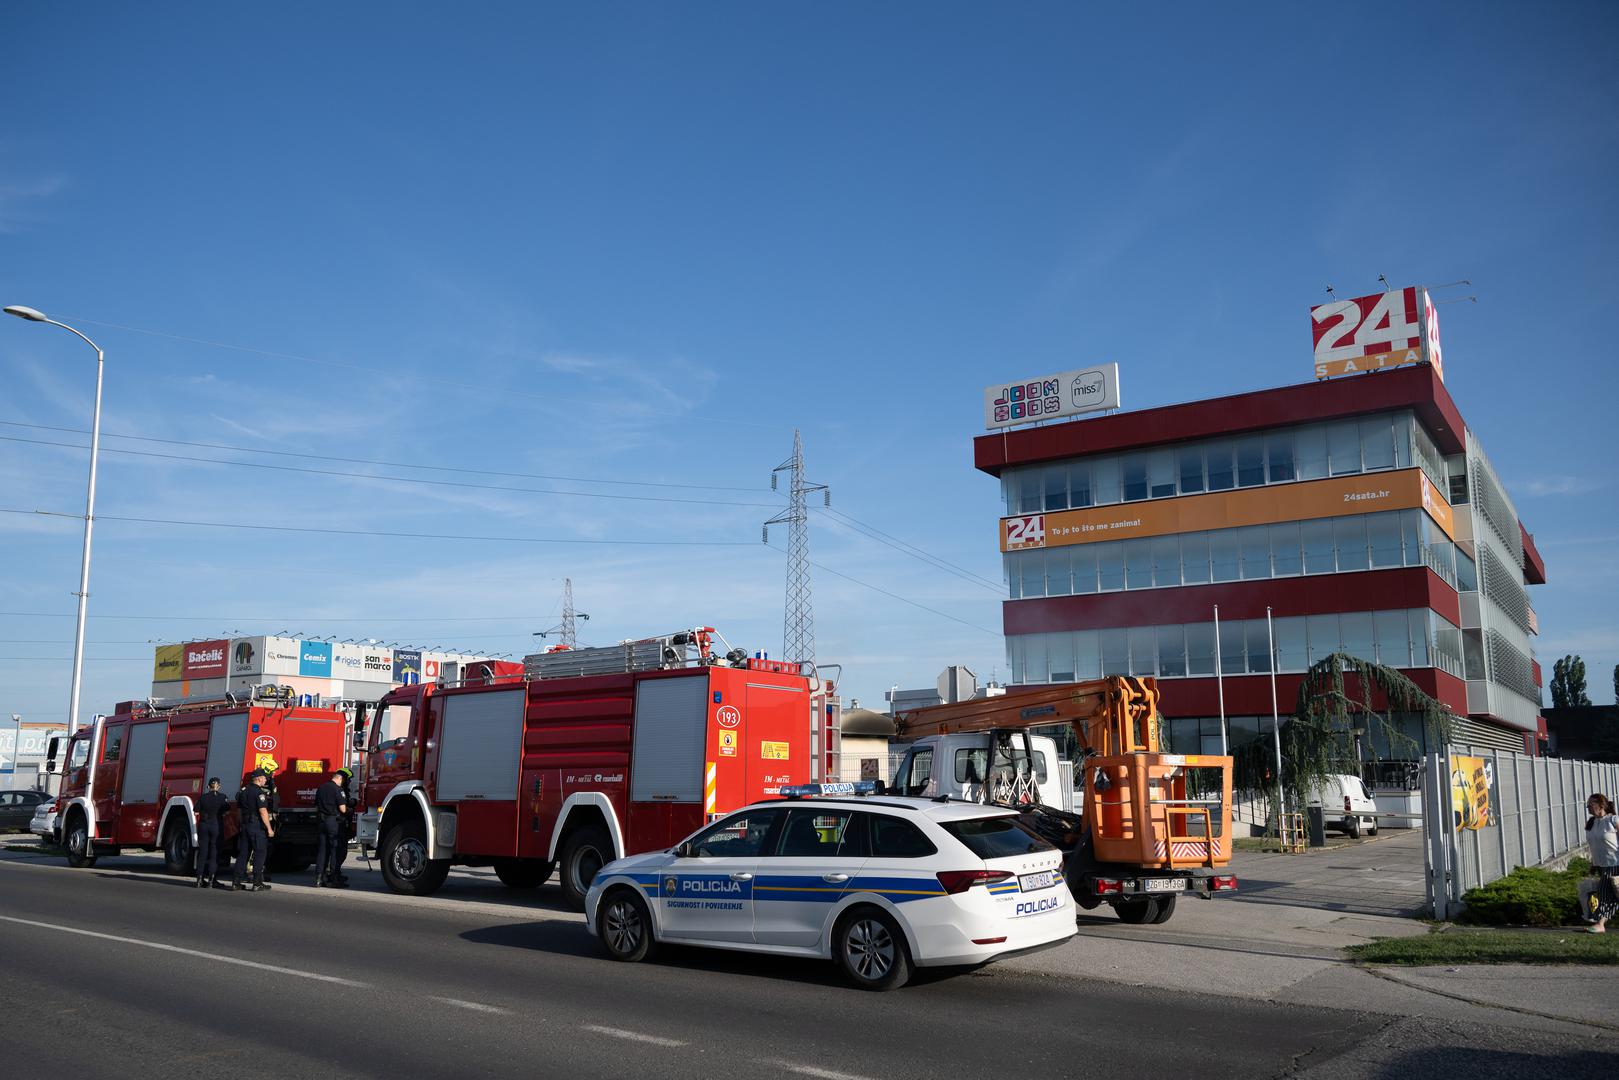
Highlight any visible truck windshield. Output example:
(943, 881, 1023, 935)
(67, 738, 91, 770)
(941, 816, 1055, 859)
(370, 703, 414, 748)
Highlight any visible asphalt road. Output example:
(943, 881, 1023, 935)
(0, 848, 1608, 1080)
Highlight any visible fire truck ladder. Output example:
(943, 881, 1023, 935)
(523, 627, 740, 679)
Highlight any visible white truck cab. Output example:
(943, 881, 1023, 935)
(889, 733, 1075, 813)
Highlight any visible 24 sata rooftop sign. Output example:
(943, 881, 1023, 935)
(1311, 286, 1443, 381)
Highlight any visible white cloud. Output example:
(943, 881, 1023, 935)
(0, 173, 67, 232)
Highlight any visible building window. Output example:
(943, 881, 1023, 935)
(1178, 446, 1205, 494)
(1266, 432, 1295, 483)
(1328, 420, 1361, 476)
(1070, 462, 1093, 508)
(1149, 449, 1176, 499)
(1092, 457, 1121, 506)
(1219, 618, 1245, 675)
(1181, 532, 1211, 584)
(1210, 530, 1241, 582)
(1025, 633, 1049, 683)
(1270, 522, 1302, 577)
(1021, 549, 1045, 599)
(1152, 536, 1181, 588)
(1071, 545, 1097, 594)
(1045, 547, 1071, 597)
(1335, 516, 1370, 572)
(1409, 610, 1431, 668)
(1097, 542, 1125, 592)
(1128, 626, 1157, 677)
(1361, 416, 1396, 472)
(1236, 436, 1267, 488)
(1274, 616, 1307, 672)
(1044, 466, 1069, 511)
(1206, 441, 1235, 491)
(1157, 625, 1187, 677)
(1124, 539, 1153, 590)
(1295, 424, 1328, 480)
(1122, 454, 1149, 502)
(1101, 628, 1128, 676)
(1340, 612, 1375, 663)
(1048, 633, 1075, 682)
(1017, 470, 1043, 515)
(1185, 623, 1216, 676)
(1239, 525, 1270, 580)
(1075, 630, 1100, 679)
(1456, 549, 1478, 592)
(1246, 620, 1272, 674)
(1375, 610, 1410, 667)
(1302, 519, 1335, 574)
(1307, 613, 1340, 663)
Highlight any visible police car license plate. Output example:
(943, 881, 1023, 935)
(1144, 877, 1187, 893)
(1019, 871, 1058, 892)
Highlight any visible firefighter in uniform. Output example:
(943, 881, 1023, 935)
(194, 777, 230, 888)
(233, 770, 276, 891)
(314, 768, 349, 887)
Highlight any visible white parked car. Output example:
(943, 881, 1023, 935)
(1306, 774, 1378, 838)
(586, 783, 1076, 990)
(30, 798, 59, 845)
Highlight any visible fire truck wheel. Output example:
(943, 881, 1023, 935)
(162, 821, 195, 876)
(1112, 897, 1160, 924)
(494, 859, 554, 889)
(381, 822, 451, 896)
(833, 906, 912, 991)
(1148, 894, 1177, 923)
(597, 887, 655, 963)
(560, 824, 612, 911)
(64, 813, 97, 869)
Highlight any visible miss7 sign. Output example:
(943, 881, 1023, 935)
(1311, 287, 1437, 379)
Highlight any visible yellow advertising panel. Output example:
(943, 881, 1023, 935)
(153, 644, 182, 681)
(1450, 755, 1494, 832)
(1000, 467, 1456, 552)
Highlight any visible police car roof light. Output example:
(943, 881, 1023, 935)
(779, 781, 878, 799)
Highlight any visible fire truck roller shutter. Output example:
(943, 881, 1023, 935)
(435, 689, 526, 801)
(121, 722, 168, 804)
(203, 713, 251, 789)
(630, 675, 707, 803)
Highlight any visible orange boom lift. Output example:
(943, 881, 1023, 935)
(894, 676, 1236, 920)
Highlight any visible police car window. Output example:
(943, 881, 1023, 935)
(690, 809, 782, 858)
(941, 816, 1055, 858)
(870, 815, 936, 858)
(774, 808, 857, 858)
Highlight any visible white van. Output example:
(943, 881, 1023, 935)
(1306, 774, 1378, 838)
(888, 733, 1073, 812)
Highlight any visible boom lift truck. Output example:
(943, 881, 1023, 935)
(892, 676, 1236, 925)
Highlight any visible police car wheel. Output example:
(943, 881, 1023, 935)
(598, 888, 654, 963)
(834, 907, 912, 991)
(1113, 897, 1160, 924)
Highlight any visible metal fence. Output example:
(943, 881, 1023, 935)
(1423, 745, 1619, 919)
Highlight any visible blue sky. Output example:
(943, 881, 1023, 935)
(2, 3, 1615, 724)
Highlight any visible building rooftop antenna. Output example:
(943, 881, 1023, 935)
(765, 429, 828, 666)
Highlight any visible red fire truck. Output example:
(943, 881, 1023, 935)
(357, 627, 831, 909)
(53, 685, 353, 874)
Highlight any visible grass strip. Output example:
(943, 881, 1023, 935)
(1350, 928, 1619, 966)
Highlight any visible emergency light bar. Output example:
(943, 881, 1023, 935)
(779, 781, 878, 798)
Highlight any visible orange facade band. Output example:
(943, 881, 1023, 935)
(1000, 467, 1456, 552)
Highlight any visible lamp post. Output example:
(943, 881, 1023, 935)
(5, 305, 105, 735)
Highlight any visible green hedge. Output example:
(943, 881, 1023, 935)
(1459, 857, 1593, 927)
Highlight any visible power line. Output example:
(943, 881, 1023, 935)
(763, 543, 1000, 638)
(3, 507, 753, 547)
(0, 611, 553, 623)
(0, 419, 763, 493)
(0, 434, 777, 508)
(815, 505, 1004, 594)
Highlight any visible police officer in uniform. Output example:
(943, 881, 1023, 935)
(233, 770, 276, 891)
(330, 766, 355, 884)
(314, 768, 349, 887)
(195, 777, 230, 888)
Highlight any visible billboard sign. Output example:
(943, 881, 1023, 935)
(999, 466, 1456, 552)
(299, 641, 332, 678)
(1450, 754, 1496, 831)
(985, 363, 1120, 430)
(263, 636, 301, 677)
(230, 637, 262, 676)
(1311, 286, 1442, 380)
(332, 643, 365, 677)
(153, 644, 182, 682)
(393, 649, 422, 685)
(183, 639, 229, 679)
(362, 649, 393, 679)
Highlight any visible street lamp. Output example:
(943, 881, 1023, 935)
(5, 305, 106, 735)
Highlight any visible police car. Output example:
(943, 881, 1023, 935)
(585, 783, 1075, 990)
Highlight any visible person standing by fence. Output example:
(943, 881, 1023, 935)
(1584, 793, 1618, 933)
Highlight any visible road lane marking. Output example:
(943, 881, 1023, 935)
(0, 914, 370, 988)
(430, 995, 511, 1014)
(580, 1024, 686, 1047)
(762, 1062, 882, 1080)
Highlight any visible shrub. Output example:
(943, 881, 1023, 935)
(1458, 861, 1592, 927)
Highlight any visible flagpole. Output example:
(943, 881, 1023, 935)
(1267, 606, 1285, 839)
(1213, 604, 1228, 755)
